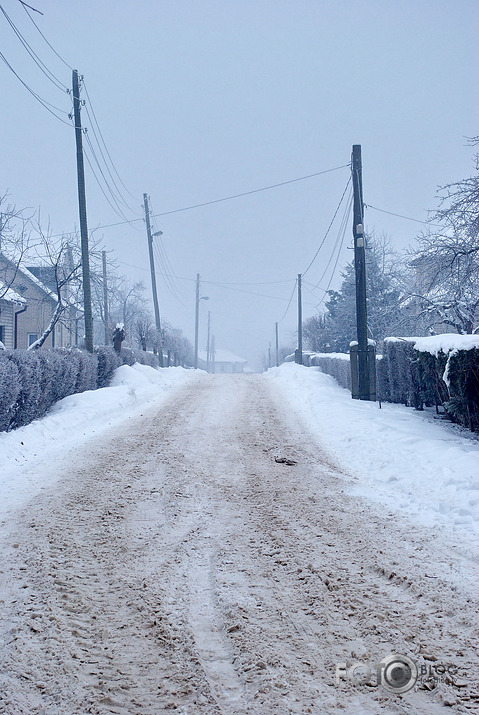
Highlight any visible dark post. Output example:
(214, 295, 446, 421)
(275, 321, 279, 367)
(206, 309, 211, 372)
(143, 193, 163, 366)
(194, 273, 200, 368)
(296, 273, 303, 364)
(351, 145, 373, 400)
(102, 250, 109, 345)
(72, 70, 94, 353)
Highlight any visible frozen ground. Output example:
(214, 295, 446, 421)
(0, 366, 477, 713)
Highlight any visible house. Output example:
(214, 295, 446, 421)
(0, 254, 82, 350)
(197, 349, 248, 373)
(0, 282, 27, 349)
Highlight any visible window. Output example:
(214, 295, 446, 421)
(28, 333, 38, 347)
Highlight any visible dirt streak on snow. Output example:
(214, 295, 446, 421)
(0, 374, 476, 714)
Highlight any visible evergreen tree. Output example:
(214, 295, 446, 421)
(304, 234, 405, 353)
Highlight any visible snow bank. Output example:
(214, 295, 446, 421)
(0, 364, 194, 523)
(265, 363, 479, 539)
(310, 351, 350, 362)
(413, 333, 479, 356)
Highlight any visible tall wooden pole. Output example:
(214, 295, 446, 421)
(206, 309, 211, 373)
(72, 70, 93, 353)
(194, 273, 200, 368)
(102, 250, 109, 345)
(275, 321, 279, 367)
(143, 193, 163, 366)
(351, 144, 370, 399)
(296, 273, 303, 364)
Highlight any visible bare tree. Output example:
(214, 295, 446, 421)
(407, 140, 479, 335)
(0, 194, 33, 300)
(26, 226, 84, 350)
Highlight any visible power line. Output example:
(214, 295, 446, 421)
(364, 203, 442, 227)
(279, 279, 298, 323)
(84, 132, 137, 224)
(83, 102, 137, 214)
(49, 162, 351, 237)
(314, 189, 353, 308)
(22, 3, 73, 70)
(150, 164, 351, 217)
(0, 3, 69, 92)
(0, 50, 72, 125)
(302, 176, 352, 277)
(83, 81, 138, 204)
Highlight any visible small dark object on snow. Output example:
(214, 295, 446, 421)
(274, 456, 297, 466)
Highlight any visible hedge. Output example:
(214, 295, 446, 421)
(309, 353, 351, 390)
(308, 337, 479, 431)
(0, 345, 161, 432)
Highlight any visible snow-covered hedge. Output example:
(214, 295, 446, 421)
(380, 336, 479, 431)
(309, 352, 351, 390)
(0, 346, 161, 432)
(303, 336, 479, 431)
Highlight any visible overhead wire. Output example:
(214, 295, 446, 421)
(364, 203, 442, 227)
(314, 188, 353, 308)
(279, 278, 298, 323)
(21, 3, 73, 70)
(83, 131, 138, 225)
(0, 3, 69, 92)
(149, 201, 184, 302)
(302, 176, 352, 277)
(0, 50, 72, 125)
(3, 4, 138, 226)
(49, 162, 351, 237)
(83, 101, 138, 215)
(82, 81, 138, 203)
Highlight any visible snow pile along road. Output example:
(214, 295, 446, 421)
(265, 363, 479, 541)
(0, 363, 194, 524)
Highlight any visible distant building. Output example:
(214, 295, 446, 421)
(0, 254, 82, 349)
(197, 349, 248, 373)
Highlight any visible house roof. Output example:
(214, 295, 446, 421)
(198, 349, 247, 364)
(0, 281, 27, 305)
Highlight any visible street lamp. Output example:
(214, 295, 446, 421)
(194, 272, 209, 368)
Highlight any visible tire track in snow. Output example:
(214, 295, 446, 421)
(0, 373, 476, 714)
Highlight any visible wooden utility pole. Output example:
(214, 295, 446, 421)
(194, 273, 200, 369)
(102, 250, 109, 345)
(275, 321, 279, 367)
(296, 273, 303, 364)
(72, 70, 93, 353)
(206, 309, 211, 373)
(351, 144, 374, 400)
(210, 334, 215, 373)
(143, 193, 163, 366)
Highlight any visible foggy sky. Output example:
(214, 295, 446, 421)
(1, 0, 477, 368)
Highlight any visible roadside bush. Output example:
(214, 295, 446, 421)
(309, 353, 351, 390)
(380, 336, 479, 431)
(0, 343, 162, 433)
(119, 346, 159, 368)
(8, 350, 43, 428)
(95, 346, 121, 388)
(0, 355, 20, 431)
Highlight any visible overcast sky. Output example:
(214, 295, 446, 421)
(1, 0, 477, 368)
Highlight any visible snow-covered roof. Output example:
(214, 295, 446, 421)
(0, 281, 27, 305)
(198, 349, 247, 364)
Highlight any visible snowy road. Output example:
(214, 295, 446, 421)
(0, 373, 476, 714)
